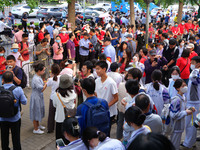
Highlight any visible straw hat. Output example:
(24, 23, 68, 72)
(11, 43, 19, 49)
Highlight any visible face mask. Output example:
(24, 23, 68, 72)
(182, 23, 185, 25)
(56, 40, 60, 43)
(190, 64, 196, 70)
(12, 49, 18, 53)
(114, 28, 118, 32)
(62, 31, 66, 34)
(171, 75, 179, 80)
(68, 31, 72, 33)
(98, 28, 102, 30)
(180, 86, 188, 94)
(0, 53, 4, 56)
(180, 43, 184, 46)
(30, 29, 33, 33)
(175, 25, 178, 27)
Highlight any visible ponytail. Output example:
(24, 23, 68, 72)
(153, 81, 160, 91)
(98, 131, 107, 142)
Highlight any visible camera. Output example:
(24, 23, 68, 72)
(154, 58, 158, 62)
(194, 113, 200, 128)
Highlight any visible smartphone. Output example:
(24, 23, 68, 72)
(56, 138, 65, 147)
(7, 65, 13, 71)
(154, 58, 158, 62)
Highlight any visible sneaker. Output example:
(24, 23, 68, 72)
(39, 125, 46, 130)
(180, 144, 193, 150)
(33, 129, 44, 134)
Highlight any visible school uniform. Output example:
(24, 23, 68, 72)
(94, 137, 125, 150)
(60, 139, 87, 150)
(183, 69, 200, 148)
(170, 94, 187, 150)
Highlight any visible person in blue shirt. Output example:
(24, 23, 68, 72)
(76, 77, 110, 135)
(165, 14, 170, 25)
(0, 71, 27, 150)
(45, 21, 54, 44)
(104, 37, 116, 63)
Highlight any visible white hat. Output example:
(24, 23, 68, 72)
(11, 43, 19, 49)
(186, 43, 194, 49)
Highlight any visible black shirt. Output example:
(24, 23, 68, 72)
(163, 46, 179, 68)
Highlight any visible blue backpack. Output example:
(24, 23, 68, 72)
(84, 99, 110, 136)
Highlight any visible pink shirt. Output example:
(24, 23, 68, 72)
(53, 42, 63, 60)
(10, 52, 21, 67)
(14, 30, 24, 43)
(60, 67, 73, 77)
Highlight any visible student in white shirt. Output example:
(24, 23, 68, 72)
(58, 117, 87, 150)
(95, 61, 118, 130)
(82, 127, 125, 150)
(124, 106, 151, 149)
(107, 62, 123, 88)
(46, 63, 61, 133)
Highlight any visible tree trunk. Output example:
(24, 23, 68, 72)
(130, 0, 135, 32)
(68, 0, 76, 30)
(177, 0, 183, 24)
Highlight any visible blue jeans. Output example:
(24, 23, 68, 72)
(0, 74, 2, 86)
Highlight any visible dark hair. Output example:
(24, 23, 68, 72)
(178, 39, 184, 45)
(51, 64, 60, 81)
(96, 61, 108, 71)
(189, 36, 195, 41)
(120, 50, 132, 67)
(128, 68, 142, 81)
(2, 71, 13, 83)
(181, 49, 190, 58)
(99, 53, 107, 61)
(125, 79, 139, 95)
(80, 77, 95, 94)
(135, 94, 150, 111)
(62, 117, 80, 137)
(82, 127, 107, 149)
(41, 38, 49, 43)
(18, 25, 23, 30)
(39, 22, 45, 29)
(119, 42, 128, 52)
(151, 70, 162, 91)
(33, 63, 45, 72)
(127, 133, 175, 150)
(162, 33, 168, 39)
(56, 85, 73, 97)
(6, 55, 16, 61)
(191, 56, 200, 63)
(125, 106, 146, 126)
(22, 33, 28, 38)
(141, 47, 148, 56)
(0, 46, 5, 52)
(169, 39, 176, 45)
(44, 32, 50, 37)
(170, 66, 180, 76)
(149, 43, 154, 49)
(90, 28, 95, 33)
(69, 33, 74, 38)
(173, 79, 184, 89)
(83, 61, 93, 73)
(55, 35, 61, 39)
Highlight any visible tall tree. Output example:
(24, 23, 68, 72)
(67, 0, 75, 30)
(177, 0, 184, 24)
(130, 0, 135, 31)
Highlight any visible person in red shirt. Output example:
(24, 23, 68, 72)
(192, 20, 199, 34)
(162, 24, 168, 33)
(139, 47, 148, 64)
(18, 33, 30, 87)
(98, 24, 105, 37)
(38, 22, 45, 43)
(119, 50, 133, 73)
(178, 20, 185, 36)
(59, 27, 69, 60)
(176, 49, 190, 84)
(185, 19, 194, 33)
(0, 46, 6, 85)
(187, 43, 198, 61)
(171, 22, 180, 38)
(74, 30, 80, 63)
(148, 22, 155, 40)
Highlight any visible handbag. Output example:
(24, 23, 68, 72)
(56, 93, 76, 118)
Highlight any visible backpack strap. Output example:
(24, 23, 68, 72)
(20, 41, 23, 50)
(13, 66, 20, 77)
(8, 85, 17, 92)
(84, 98, 100, 108)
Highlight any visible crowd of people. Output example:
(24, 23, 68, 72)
(1, 8, 200, 150)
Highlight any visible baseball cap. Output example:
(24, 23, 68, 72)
(125, 34, 133, 38)
(149, 49, 157, 56)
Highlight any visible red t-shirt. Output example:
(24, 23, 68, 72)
(100, 30, 105, 37)
(185, 23, 194, 32)
(73, 38, 79, 47)
(140, 56, 148, 64)
(189, 51, 198, 60)
(178, 24, 185, 34)
(0, 56, 6, 75)
(176, 57, 190, 79)
(148, 27, 154, 39)
(18, 42, 29, 61)
(162, 29, 168, 33)
(193, 25, 199, 32)
(59, 33, 69, 43)
(38, 31, 44, 42)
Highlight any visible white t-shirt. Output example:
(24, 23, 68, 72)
(107, 72, 123, 88)
(95, 76, 118, 117)
(47, 75, 60, 100)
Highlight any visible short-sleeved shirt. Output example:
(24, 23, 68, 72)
(38, 31, 44, 42)
(13, 66, 23, 86)
(14, 30, 24, 43)
(18, 42, 29, 61)
(66, 40, 75, 58)
(0, 56, 6, 75)
(36, 44, 50, 60)
(79, 38, 90, 56)
(10, 52, 21, 67)
(104, 44, 116, 63)
(95, 76, 118, 117)
(59, 33, 69, 43)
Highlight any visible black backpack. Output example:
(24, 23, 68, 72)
(94, 42, 102, 54)
(34, 32, 39, 46)
(0, 86, 18, 118)
(14, 67, 27, 89)
(19, 41, 29, 50)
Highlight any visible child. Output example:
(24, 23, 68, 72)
(10, 43, 23, 67)
(170, 79, 194, 150)
(0, 46, 6, 85)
